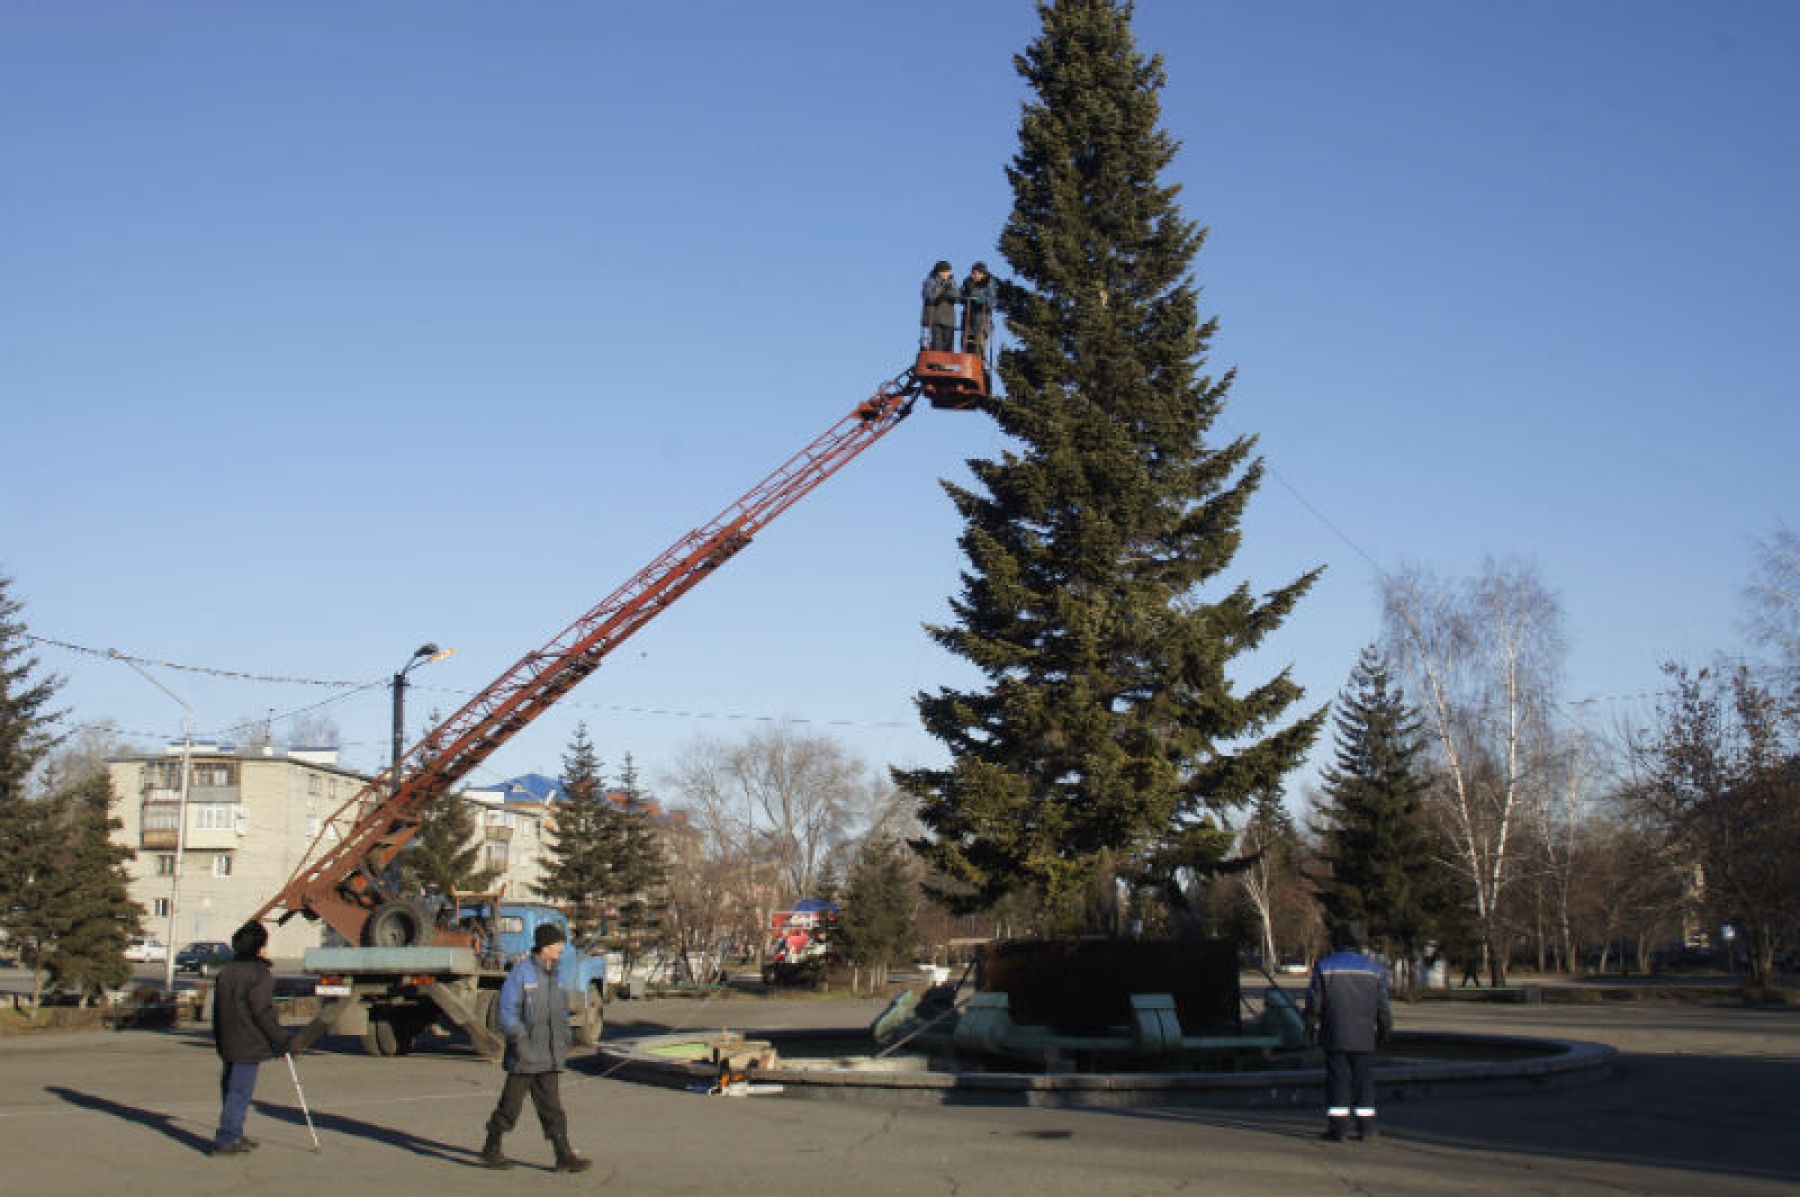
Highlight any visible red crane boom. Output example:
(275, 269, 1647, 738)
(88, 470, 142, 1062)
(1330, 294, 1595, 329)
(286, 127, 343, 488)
(257, 367, 945, 945)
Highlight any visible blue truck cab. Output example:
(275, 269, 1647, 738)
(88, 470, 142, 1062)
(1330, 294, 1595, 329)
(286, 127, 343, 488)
(302, 898, 606, 1059)
(474, 901, 608, 1004)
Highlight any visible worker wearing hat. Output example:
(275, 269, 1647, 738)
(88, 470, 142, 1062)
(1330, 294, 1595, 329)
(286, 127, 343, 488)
(960, 261, 997, 360)
(480, 921, 592, 1172)
(921, 260, 961, 351)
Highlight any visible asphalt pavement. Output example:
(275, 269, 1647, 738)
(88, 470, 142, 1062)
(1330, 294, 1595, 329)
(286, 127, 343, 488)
(2, 990, 1798, 1195)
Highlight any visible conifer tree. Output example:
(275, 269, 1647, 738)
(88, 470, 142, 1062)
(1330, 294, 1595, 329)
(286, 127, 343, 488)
(606, 753, 669, 961)
(900, 0, 1322, 927)
(395, 707, 496, 899)
(399, 796, 494, 898)
(837, 835, 918, 991)
(40, 770, 143, 998)
(538, 724, 612, 943)
(0, 577, 63, 1001)
(1311, 646, 1448, 991)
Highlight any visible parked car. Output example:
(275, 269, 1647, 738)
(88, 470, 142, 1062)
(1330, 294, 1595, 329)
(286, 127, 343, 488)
(124, 937, 168, 964)
(174, 941, 234, 976)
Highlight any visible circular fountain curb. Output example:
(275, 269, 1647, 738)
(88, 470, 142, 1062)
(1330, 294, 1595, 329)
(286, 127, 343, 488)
(594, 1029, 1618, 1108)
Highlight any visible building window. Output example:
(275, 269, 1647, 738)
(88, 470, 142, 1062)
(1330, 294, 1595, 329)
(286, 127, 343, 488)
(213, 855, 232, 878)
(194, 803, 240, 831)
(144, 759, 236, 790)
(306, 816, 322, 838)
(191, 761, 236, 788)
(308, 775, 321, 796)
(142, 804, 180, 832)
(154, 854, 176, 876)
(153, 898, 171, 918)
(485, 842, 509, 872)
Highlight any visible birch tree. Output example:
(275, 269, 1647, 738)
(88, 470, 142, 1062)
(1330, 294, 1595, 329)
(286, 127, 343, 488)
(1383, 560, 1565, 985)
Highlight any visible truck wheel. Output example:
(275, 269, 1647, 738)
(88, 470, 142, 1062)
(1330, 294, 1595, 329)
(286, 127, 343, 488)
(572, 993, 603, 1047)
(362, 1012, 400, 1057)
(364, 899, 433, 948)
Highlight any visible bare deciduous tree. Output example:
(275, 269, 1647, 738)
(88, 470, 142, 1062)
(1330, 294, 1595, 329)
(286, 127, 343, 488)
(1743, 523, 1800, 674)
(1383, 559, 1565, 986)
(1627, 663, 1799, 988)
(663, 726, 888, 958)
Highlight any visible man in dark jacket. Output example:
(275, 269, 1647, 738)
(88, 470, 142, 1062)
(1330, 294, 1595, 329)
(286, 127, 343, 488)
(960, 261, 997, 359)
(209, 921, 292, 1156)
(1304, 922, 1393, 1142)
(921, 260, 960, 351)
(480, 922, 591, 1172)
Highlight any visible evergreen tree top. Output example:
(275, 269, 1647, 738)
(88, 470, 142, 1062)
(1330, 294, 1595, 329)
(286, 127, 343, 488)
(901, 1, 1323, 922)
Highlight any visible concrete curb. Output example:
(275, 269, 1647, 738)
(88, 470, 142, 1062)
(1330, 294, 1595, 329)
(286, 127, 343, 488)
(594, 1028, 1617, 1108)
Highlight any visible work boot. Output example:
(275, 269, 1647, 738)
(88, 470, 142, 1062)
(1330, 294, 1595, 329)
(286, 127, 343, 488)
(479, 1130, 512, 1170)
(208, 1139, 252, 1157)
(1355, 1119, 1379, 1143)
(552, 1135, 592, 1173)
(1320, 1122, 1350, 1142)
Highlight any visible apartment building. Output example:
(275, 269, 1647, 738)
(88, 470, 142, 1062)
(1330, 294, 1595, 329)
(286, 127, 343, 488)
(464, 773, 560, 900)
(110, 744, 372, 960)
(110, 749, 576, 958)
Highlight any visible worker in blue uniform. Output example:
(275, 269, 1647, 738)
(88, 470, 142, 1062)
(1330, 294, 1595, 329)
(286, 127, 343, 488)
(960, 261, 997, 359)
(1304, 922, 1394, 1142)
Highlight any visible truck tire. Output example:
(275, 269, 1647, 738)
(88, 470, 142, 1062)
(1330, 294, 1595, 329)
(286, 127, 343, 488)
(364, 899, 433, 948)
(572, 990, 603, 1047)
(362, 1012, 400, 1057)
(392, 1007, 431, 1055)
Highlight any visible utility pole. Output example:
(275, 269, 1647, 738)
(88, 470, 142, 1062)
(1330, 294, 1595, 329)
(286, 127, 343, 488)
(111, 651, 194, 992)
(392, 643, 453, 796)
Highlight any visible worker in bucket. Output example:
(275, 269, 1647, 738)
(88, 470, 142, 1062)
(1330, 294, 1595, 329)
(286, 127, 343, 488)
(480, 922, 592, 1172)
(960, 261, 997, 359)
(1304, 921, 1394, 1142)
(921, 260, 961, 351)
(209, 920, 294, 1156)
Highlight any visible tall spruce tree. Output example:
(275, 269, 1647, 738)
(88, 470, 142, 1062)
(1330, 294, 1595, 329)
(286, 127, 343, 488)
(1311, 646, 1446, 991)
(606, 753, 669, 964)
(0, 577, 63, 1001)
(538, 724, 612, 943)
(900, 0, 1322, 927)
(40, 771, 143, 998)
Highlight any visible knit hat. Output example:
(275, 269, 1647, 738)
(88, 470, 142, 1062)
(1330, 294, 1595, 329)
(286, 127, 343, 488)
(533, 922, 567, 951)
(933, 260, 952, 274)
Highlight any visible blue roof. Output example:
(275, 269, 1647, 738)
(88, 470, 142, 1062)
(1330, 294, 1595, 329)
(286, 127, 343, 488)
(487, 773, 568, 804)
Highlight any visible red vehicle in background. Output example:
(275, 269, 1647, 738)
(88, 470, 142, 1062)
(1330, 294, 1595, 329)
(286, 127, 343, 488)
(762, 899, 840, 985)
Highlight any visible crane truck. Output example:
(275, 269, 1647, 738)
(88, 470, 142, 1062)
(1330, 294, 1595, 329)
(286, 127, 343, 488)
(265, 347, 987, 1058)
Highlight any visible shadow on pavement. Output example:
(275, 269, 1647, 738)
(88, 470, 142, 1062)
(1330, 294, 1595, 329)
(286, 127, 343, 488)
(251, 1099, 518, 1168)
(46, 1086, 214, 1153)
(1095, 1052, 1800, 1185)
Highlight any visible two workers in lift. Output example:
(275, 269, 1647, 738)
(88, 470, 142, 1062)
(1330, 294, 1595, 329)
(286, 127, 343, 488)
(921, 259, 996, 359)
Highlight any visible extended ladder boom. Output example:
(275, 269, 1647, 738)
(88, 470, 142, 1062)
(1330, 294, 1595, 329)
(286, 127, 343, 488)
(258, 372, 926, 944)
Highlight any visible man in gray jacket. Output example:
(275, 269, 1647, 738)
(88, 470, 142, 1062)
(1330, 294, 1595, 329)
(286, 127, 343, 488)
(480, 922, 591, 1172)
(209, 921, 292, 1156)
(1304, 922, 1394, 1142)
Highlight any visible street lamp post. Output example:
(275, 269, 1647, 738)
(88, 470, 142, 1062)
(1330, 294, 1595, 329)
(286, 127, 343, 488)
(391, 643, 453, 796)
(111, 652, 194, 993)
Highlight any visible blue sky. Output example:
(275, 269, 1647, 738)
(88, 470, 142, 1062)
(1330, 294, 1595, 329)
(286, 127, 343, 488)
(5, 2, 1795, 806)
